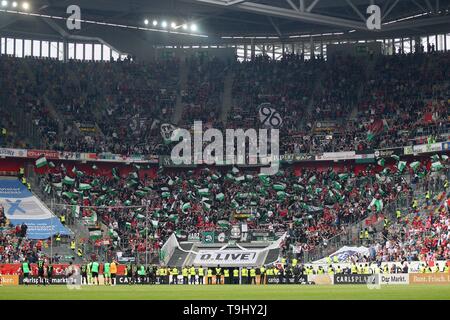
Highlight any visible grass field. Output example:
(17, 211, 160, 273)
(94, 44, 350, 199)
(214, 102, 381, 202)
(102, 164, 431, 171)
(1, 284, 450, 300)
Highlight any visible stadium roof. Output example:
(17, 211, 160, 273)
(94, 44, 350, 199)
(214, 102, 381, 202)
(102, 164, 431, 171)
(1, 0, 450, 46)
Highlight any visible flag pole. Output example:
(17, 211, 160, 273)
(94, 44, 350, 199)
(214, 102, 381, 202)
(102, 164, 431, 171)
(145, 202, 149, 267)
(50, 205, 53, 263)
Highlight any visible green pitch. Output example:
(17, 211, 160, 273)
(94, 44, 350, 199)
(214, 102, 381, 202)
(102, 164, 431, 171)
(1, 285, 450, 300)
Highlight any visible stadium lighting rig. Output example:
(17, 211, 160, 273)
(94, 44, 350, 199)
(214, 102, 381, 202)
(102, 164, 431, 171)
(144, 18, 199, 33)
(0, 7, 207, 37)
(1, 0, 29, 10)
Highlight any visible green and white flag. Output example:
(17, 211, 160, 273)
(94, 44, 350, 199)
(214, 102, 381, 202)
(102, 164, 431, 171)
(126, 180, 139, 188)
(198, 188, 210, 196)
(277, 191, 287, 199)
(431, 161, 444, 171)
(377, 159, 385, 167)
(368, 198, 383, 212)
(36, 157, 47, 168)
(397, 161, 407, 173)
(182, 202, 191, 212)
(135, 190, 148, 197)
(273, 184, 286, 191)
(202, 202, 212, 210)
(129, 172, 139, 180)
(338, 173, 349, 180)
(89, 230, 102, 240)
(44, 184, 52, 194)
(333, 181, 342, 190)
(112, 168, 120, 180)
(442, 155, 449, 161)
(79, 183, 91, 191)
(72, 205, 80, 218)
(63, 176, 75, 185)
(216, 193, 225, 201)
(308, 176, 317, 184)
(391, 155, 400, 161)
(35, 156, 48, 168)
(62, 192, 78, 199)
(409, 161, 421, 171)
(48, 161, 55, 168)
(431, 154, 440, 162)
(235, 176, 245, 182)
(161, 192, 170, 199)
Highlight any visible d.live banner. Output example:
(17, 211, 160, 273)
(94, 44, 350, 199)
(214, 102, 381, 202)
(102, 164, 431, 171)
(0, 179, 70, 239)
(192, 250, 259, 267)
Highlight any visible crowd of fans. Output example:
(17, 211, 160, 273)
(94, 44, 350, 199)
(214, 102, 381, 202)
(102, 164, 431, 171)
(363, 175, 450, 263)
(0, 48, 449, 264)
(32, 154, 440, 263)
(0, 50, 448, 155)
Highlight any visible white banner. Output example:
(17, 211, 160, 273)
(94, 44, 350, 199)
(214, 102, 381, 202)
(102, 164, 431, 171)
(0, 148, 27, 158)
(379, 274, 409, 285)
(412, 142, 443, 154)
(315, 151, 356, 161)
(193, 250, 259, 267)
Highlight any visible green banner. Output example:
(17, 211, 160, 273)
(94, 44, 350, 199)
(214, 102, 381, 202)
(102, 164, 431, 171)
(202, 231, 215, 244)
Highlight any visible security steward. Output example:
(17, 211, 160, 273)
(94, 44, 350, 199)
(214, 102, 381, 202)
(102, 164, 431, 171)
(189, 265, 196, 285)
(207, 267, 213, 285)
(250, 266, 257, 285)
(198, 266, 204, 285)
(215, 265, 222, 284)
(233, 268, 240, 284)
(259, 265, 266, 285)
(171, 266, 179, 284)
(182, 266, 189, 284)
(223, 268, 230, 284)
(241, 267, 249, 284)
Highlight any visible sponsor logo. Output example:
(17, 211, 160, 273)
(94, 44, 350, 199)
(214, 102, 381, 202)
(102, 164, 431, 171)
(380, 274, 409, 285)
(410, 273, 450, 284)
(334, 274, 374, 284)
(193, 250, 259, 266)
(27, 150, 59, 159)
(266, 276, 308, 284)
(0, 275, 19, 286)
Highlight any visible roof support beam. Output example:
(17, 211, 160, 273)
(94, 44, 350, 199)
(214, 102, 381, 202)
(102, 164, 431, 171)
(182, 0, 368, 30)
(306, 0, 320, 12)
(344, 0, 366, 22)
(382, 0, 400, 20)
(286, 0, 299, 12)
(226, 0, 246, 5)
(267, 16, 282, 37)
(382, 14, 450, 31)
(411, 0, 427, 12)
(299, 0, 305, 12)
(424, 0, 434, 12)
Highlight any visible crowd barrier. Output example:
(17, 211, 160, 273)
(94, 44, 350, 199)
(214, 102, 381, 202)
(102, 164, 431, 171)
(3, 273, 450, 286)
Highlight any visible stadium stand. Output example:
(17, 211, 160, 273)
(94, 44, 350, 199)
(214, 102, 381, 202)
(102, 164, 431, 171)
(0, 0, 450, 298)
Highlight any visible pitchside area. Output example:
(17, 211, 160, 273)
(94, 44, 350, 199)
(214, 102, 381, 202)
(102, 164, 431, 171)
(1, 285, 450, 300)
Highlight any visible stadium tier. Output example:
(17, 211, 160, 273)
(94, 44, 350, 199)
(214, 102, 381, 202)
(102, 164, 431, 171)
(0, 0, 450, 303)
